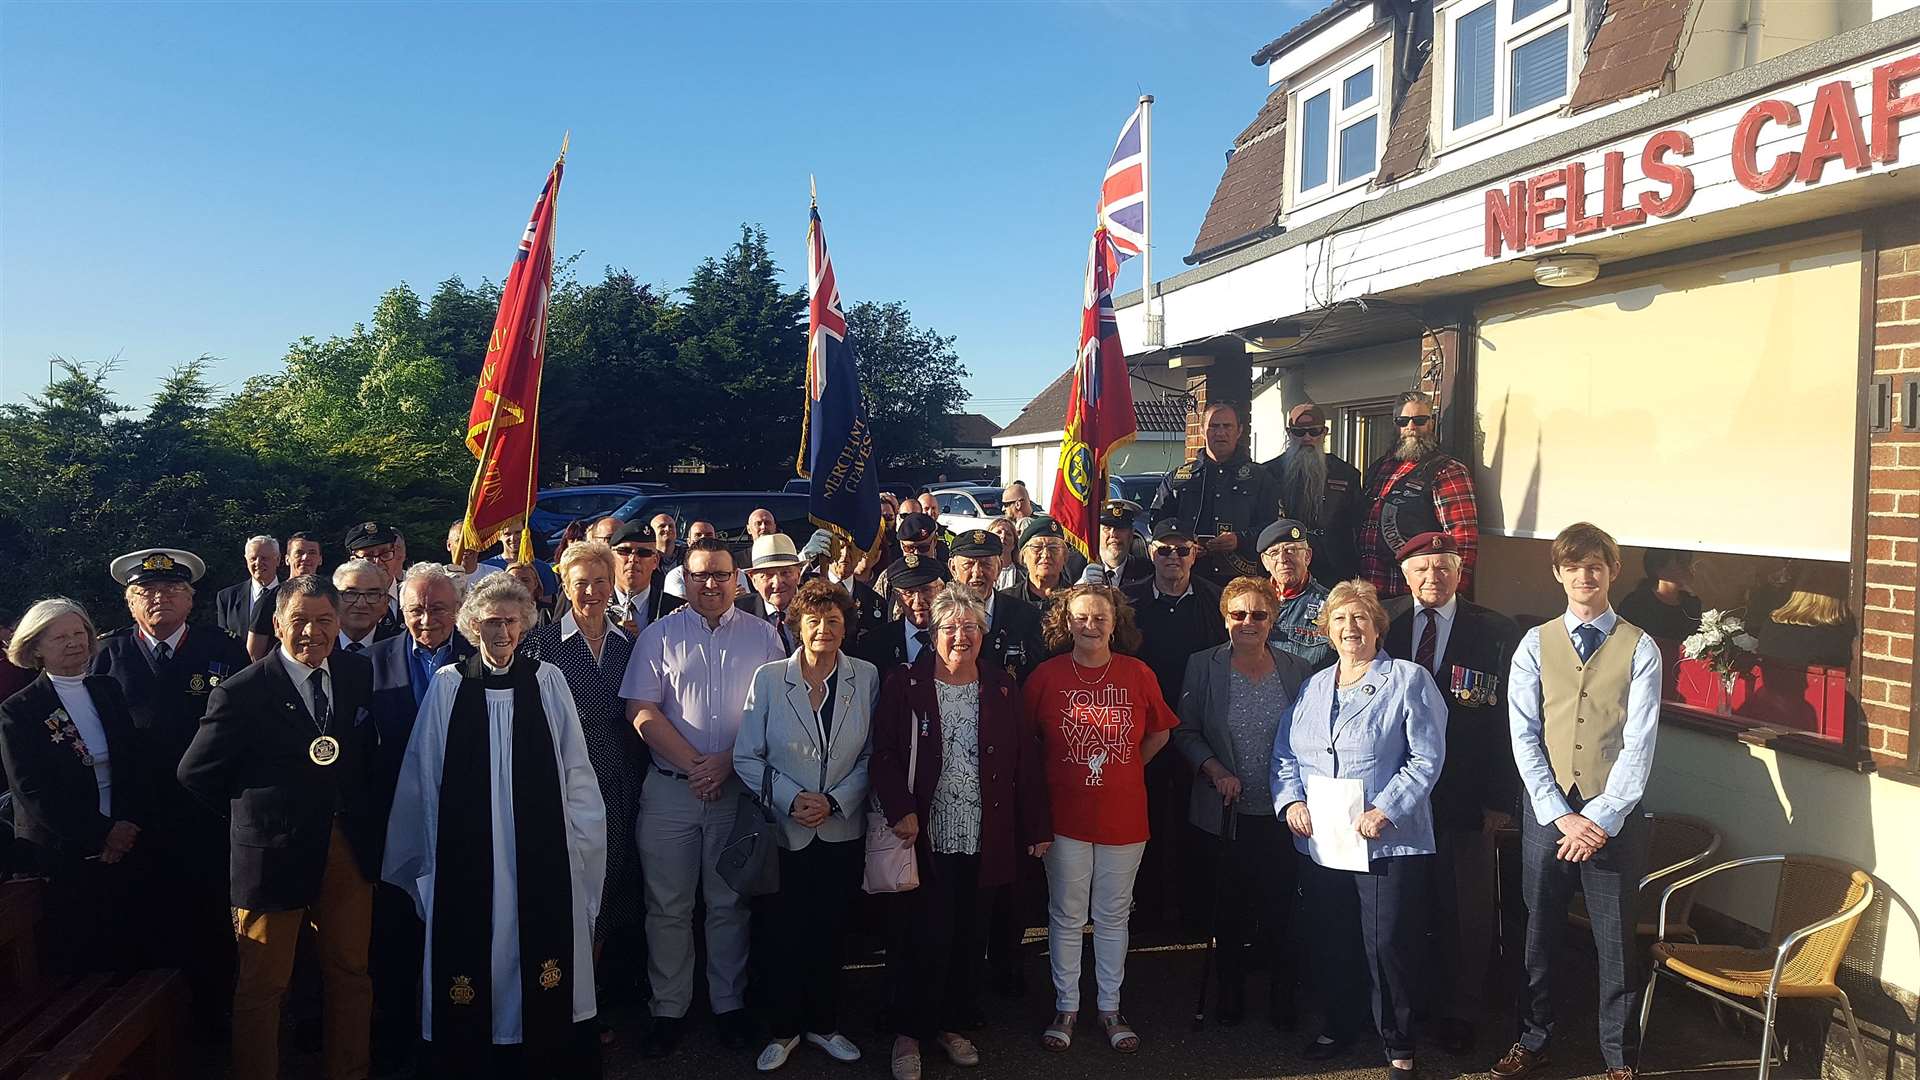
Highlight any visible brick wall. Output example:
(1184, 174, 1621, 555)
(1865, 210, 1920, 768)
(1184, 371, 1209, 461)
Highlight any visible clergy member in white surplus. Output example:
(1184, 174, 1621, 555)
(382, 571, 608, 1077)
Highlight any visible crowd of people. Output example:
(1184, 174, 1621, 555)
(0, 393, 1670, 1080)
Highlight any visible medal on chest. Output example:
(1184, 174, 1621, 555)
(309, 734, 340, 766)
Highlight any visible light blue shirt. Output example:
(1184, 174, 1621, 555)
(1507, 608, 1662, 837)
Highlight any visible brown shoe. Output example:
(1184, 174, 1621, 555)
(1604, 1069, 1636, 1080)
(1489, 1043, 1547, 1079)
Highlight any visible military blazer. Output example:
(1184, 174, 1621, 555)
(1384, 596, 1521, 831)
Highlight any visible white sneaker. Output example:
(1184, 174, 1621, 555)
(806, 1031, 863, 1062)
(757, 1036, 801, 1071)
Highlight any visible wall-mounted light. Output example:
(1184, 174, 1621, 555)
(1533, 254, 1600, 288)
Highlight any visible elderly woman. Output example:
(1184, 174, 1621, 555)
(383, 573, 608, 1076)
(1272, 579, 1446, 1076)
(0, 598, 153, 975)
(1023, 584, 1177, 1055)
(521, 540, 641, 980)
(873, 583, 1049, 1080)
(732, 580, 878, 1071)
(1172, 577, 1317, 1028)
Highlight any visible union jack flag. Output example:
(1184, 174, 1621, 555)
(796, 203, 881, 552)
(1098, 106, 1146, 266)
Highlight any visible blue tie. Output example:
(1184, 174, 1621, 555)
(1573, 624, 1603, 662)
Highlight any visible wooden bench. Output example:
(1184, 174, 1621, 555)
(0, 879, 188, 1080)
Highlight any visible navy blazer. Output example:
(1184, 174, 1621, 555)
(1384, 596, 1521, 831)
(1271, 654, 1448, 860)
(0, 673, 152, 862)
(215, 581, 262, 639)
(366, 631, 473, 808)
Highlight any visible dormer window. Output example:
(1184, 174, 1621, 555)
(1291, 43, 1387, 205)
(1444, 0, 1573, 144)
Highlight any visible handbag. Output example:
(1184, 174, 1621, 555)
(862, 710, 922, 895)
(717, 764, 782, 897)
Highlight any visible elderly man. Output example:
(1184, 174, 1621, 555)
(178, 575, 380, 1080)
(947, 528, 1043, 681)
(1357, 390, 1480, 599)
(345, 521, 409, 631)
(1259, 519, 1334, 670)
(1384, 531, 1520, 1056)
(610, 520, 683, 635)
(736, 533, 804, 653)
(852, 554, 950, 670)
(1152, 401, 1286, 588)
(1004, 517, 1072, 608)
(333, 558, 399, 654)
(1263, 402, 1363, 587)
(746, 508, 779, 538)
(872, 512, 943, 605)
(1077, 499, 1151, 587)
(246, 531, 326, 660)
(218, 535, 281, 638)
(93, 547, 250, 1030)
(621, 538, 784, 1059)
(1000, 481, 1036, 522)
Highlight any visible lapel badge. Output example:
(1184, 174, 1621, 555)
(1236, 463, 1252, 480)
(189, 673, 207, 691)
(449, 976, 475, 1005)
(538, 959, 563, 990)
(1362, 683, 1376, 696)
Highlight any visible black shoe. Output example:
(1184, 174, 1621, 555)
(1215, 982, 1246, 1027)
(1302, 1035, 1354, 1062)
(1431, 1017, 1475, 1057)
(639, 1016, 682, 1060)
(715, 1008, 757, 1051)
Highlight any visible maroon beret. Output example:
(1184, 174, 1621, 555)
(1395, 531, 1458, 562)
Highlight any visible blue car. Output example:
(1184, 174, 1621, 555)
(528, 484, 672, 549)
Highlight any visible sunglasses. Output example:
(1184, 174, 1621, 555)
(1394, 415, 1434, 428)
(1152, 544, 1193, 558)
(1287, 425, 1328, 437)
(1227, 610, 1272, 623)
(613, 546, 657, 559)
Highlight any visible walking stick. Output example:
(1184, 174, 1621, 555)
(1193, 796, 1237, 1029)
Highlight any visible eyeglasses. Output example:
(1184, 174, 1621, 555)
(1394, 415, 1434, 428)
(1227, 610, 1272, 623)
(686, 571, 734, 584)
(341, 589, 388, 605)
(1267, 544, 1311, 561)
(1027, 541, 1066, 555)
(1152, 544, 1193, 558)
(1287, 425, 1328, 437)
(131, 584, 189, 600)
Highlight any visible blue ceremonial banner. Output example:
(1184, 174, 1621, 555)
(796, 201, 881, 552)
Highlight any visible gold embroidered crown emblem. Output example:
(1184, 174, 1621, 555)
(538, 959, 562, 990)
(141, 553, 176, 572)
(449, 975, 475, 1005)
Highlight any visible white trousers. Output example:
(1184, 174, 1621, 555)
(1043, 835, 1146, 1013)
(638, 769, 751, 1018)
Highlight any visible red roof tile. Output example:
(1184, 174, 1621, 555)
(1568, 0, 1692, 114)
(1187, 88, 1289, 264)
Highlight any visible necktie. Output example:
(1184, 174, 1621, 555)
(153, 641, 173, 667)
(1415, 609, 1438, 674)
(348, 641, 366, 655)
(770, 611, 790, 652)
(913, 629, 931, 657)
(1573, 623, 1603, 662)
(309, 669, 330, 728)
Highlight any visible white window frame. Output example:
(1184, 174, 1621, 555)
(1440, 0, 1574, 149)
(1289, 40, 1389, 209)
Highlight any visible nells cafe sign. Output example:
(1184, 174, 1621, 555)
(1483, 51, 1920, 258)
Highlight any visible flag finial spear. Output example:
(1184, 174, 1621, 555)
(559, 131, 571, 161)
(810, 174, 817, 208)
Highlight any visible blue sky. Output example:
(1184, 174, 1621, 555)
(1, 1, 1305, 424)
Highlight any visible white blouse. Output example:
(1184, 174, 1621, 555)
(48, 673, 110, 815)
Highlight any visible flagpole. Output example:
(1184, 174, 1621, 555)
(1139, 94, 1159, 348)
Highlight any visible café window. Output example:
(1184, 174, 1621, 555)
(1444, 0, 1574, 144)
(1469, 233, 1865, 744)
(1292, 44, 1387, 206)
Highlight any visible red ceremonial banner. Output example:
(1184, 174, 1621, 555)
(1050, 226, 1137, 559)
(460, 150, 564, 561)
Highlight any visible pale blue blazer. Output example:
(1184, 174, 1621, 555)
(733, 651, 878, 850)
(1270, 654, 1448, 861)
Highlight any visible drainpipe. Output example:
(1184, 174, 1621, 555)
(1742, 0, 1767, 68)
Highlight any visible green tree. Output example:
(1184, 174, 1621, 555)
(845, 300, 970, 471)
(544, 268, 679, 482)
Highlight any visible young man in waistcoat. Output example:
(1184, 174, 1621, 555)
(1492, 522, 1661, 1080)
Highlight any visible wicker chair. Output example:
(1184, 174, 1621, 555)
(1638, 854, 1874, 1080)
(1569, 812, 1721, 941)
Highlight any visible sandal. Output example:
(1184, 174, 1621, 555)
(1041, 1011, 1076, 1052)
(1100, 1012, 1139, 1054)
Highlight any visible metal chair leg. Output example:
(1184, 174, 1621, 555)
(1757, 991, 1780, 1080)
(1637, 969, 1660, 1059)
(1834, 988, 1870, 1078)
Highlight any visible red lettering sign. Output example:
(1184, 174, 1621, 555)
(1732, 99, 1800, 191)
(1639, 130, 1695, 218)
(1871, 53, 1920, 164)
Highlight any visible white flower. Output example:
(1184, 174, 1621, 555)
(1698, 609, 1725, 634)
(1733, 633, 1758, 652)
(1721, 616, 1744, 634)
(1681, 633, 1708, 659)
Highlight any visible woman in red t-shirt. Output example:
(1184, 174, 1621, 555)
(1022, 584, 1178, 1056)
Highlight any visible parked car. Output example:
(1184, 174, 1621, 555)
(573, 491, 813, 561)
(926, 484, 1006, 535)
(528, 483, 673, 551)
(782, 478, 811, 494)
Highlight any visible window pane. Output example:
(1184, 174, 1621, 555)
(1301, 90, 1330, 189)
(1337, 115, 1378, 184)
(1453, 3, 1496, 128)
(1342, 66, 1374, 108)
(1511, 25, 1569, 113)
(1513, 0, 1556, 19)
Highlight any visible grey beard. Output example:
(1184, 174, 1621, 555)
(1280, 444, 1328, 527)
(1395, 433, 1441, 462)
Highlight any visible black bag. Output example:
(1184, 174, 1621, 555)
(717, 765, 781, 897)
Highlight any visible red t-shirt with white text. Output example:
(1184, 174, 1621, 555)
(1023, 653, 1179, 846)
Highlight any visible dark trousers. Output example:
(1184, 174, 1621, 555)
(888, 852, 984, 1041)
(1428, 825, 1501, 1022)
(154, 811, 236, 1029)
(986, 850, 1039, 982)
(422, 1018, 602, 1079)
(1214, 813, 1298, 992)
(40, 851, 152, 976)
(1135, 753, 1194, 927)
(766, 836, 862, 1038)
(372, 881, 425, 1042)
(1518, 800, 1650, 1069)
(1303, 854, 1429, 1061)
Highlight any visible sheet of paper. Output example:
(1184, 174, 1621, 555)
(1304, 774, 1369, 872)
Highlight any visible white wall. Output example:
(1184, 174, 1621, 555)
(1248, 340, 1424, 461)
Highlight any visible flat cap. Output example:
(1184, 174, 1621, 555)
(1097, 499, 1142, 530)
(343, 520, 397, 551)
(887, 552, 950, 590)
(896, 512, 939, 542)
(1394, 531, 1458, 562)
(950, 528, 1002, 559)
(111, 547, 206, 586)
(1256, 519, 1310, 553)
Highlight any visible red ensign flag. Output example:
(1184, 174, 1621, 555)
(1050, 226, 1137, 559)
(460, 148, 565, 561)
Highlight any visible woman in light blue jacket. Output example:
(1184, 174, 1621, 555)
(1272, 578, 1446, 1078)
(734, 579, 878, 1071)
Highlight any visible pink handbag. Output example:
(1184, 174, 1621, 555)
(862, 712, 921, 894)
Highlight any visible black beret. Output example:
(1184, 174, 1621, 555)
(1256, 519, 1310, 553)
(896, 513, 939, 542)
(1018, 516, 1064, 549)
(1149, 519, 1196, 543)
(607, 521, 657, 552)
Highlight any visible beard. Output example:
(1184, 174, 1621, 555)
(1280, 443, 1328, 527)
(1395, 431, 1441, 462)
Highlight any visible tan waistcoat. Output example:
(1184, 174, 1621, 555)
(1539, 619, 1644, 797)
